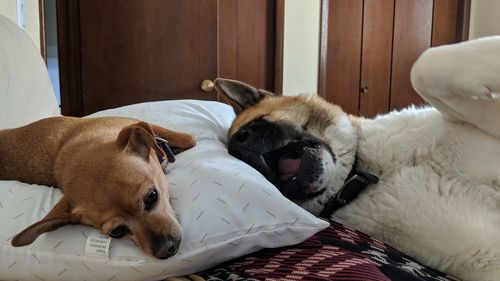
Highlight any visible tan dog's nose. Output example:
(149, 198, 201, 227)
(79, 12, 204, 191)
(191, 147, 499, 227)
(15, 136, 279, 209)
(151, 234, 181, 259)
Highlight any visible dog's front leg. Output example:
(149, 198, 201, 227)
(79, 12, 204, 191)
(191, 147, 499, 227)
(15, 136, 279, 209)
(150, 124, 196, 154)
(411, 36, 500, 138)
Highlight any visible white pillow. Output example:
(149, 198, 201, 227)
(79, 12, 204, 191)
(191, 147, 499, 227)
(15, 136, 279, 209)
(0, 100, 328, 280)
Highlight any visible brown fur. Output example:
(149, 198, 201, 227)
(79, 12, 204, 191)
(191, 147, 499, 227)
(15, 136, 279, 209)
(0, 116, 196, 258)
(228, 93, 346, 140)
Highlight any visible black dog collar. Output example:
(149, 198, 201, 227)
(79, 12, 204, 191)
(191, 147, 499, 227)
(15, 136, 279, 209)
(319, 165, 378, 219)
(155, 136, 175, 173)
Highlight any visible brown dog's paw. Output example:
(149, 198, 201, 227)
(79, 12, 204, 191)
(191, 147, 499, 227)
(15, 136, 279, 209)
(183, 134, 196, 149)
(171, 133, 196, 154)
(149, 124, 196, 154)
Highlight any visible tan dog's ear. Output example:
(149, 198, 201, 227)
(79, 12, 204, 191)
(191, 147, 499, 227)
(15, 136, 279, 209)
(214, 78, 274, 114)
(12, 197, 79, 246)
(117, 122, 165, 160)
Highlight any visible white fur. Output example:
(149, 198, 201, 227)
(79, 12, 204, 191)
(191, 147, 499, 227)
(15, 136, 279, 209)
(314, 37, 500, 281)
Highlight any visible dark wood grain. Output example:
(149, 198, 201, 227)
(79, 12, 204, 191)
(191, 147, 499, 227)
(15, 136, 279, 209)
(218, 0, 238, 81)
(318, 0, 469, 116)
(456, 0, 471, 41)
(319, 0, 363, 115)
(78, 0, 218, 115)
(432, 0, 458, 46)
(359, 0, 394, 117)
(274, 0, 284, 96)
(390, 0, 433, 110)
(219, 0, 277, 95)
(56, 0, 83, 116)
(236, 0, 275, 91)
(432, 0, 472, 46)
(56, 0, 279, 115)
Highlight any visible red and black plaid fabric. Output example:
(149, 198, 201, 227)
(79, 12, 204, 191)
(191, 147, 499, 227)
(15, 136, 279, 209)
(199, 220, 460, 281)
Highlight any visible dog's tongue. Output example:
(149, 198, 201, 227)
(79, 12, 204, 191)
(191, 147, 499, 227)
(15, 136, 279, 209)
(278, 157, 301, 180)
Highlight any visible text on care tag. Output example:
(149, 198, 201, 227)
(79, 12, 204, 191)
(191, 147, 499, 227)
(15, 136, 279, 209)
(85, 230, 111, 259)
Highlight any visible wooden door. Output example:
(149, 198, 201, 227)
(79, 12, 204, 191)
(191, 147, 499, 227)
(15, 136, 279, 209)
(318, 0, 363, 115)
(319, 0, 470, 117)
(57, 0, 280, 116)
(390, 0, 470, 111)
(359, 0, 394, 117)
(390, 0, 433, 111)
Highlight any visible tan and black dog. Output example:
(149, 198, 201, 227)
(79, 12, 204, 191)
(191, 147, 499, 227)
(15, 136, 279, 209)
(213, 37, 500, 280)
(0, 116, 195, 259)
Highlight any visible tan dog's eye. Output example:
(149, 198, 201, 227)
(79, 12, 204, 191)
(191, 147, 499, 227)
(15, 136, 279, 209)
(144, 188, 158, 211)
(109, 225, 130, 238)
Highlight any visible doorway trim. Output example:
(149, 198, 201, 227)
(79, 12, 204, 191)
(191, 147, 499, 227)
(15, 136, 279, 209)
(38, 0, 46, 62)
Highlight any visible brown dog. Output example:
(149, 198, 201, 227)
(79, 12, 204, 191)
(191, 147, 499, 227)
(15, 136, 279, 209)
(0, 116, 196, 259)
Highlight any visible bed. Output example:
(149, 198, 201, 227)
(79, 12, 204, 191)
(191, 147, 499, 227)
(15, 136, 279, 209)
(0, 15, 458, 281)
(194, 220, 459, 281)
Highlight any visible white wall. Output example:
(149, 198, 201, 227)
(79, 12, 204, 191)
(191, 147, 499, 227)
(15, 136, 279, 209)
(469, 0, 500, 39)
(282, 0, 321, 96)
(0, 0, 40, 50)
(0, 1, 17, 23)
(25, 0, 40, 50)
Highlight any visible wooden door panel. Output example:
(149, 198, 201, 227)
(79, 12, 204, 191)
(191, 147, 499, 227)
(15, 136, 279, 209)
(432, 0, 459, 46)
(219, 0, 276, 92)
(79, 0, 218, 115)
(359, 0, 394, 118)
(390, 0, 433, 111)
(320, 0, 363, 115)
(218, 0, 238, 81)
(318, 0, 469, 116)
(237, 0, 276, 91)
(57, 1, 84, 116)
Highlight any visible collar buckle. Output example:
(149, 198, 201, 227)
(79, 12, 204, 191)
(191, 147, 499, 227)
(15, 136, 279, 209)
(334, 174, 369, 205)
(319, 169, 378, 219)
(155, 136, 176, 174)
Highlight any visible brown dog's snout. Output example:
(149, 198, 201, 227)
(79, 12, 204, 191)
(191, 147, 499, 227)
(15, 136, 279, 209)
(151, 234, 181, 259)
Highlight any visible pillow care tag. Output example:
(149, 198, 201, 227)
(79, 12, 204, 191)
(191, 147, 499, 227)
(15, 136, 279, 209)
(85, 230, 111, 259)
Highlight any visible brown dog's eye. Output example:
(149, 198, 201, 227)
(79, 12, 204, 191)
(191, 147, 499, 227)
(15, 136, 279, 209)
(109, 225, 130, 238)
(144, 188, 158, 211)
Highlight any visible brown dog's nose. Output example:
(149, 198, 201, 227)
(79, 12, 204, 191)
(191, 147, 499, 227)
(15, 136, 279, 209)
(152, 234, 181, 259)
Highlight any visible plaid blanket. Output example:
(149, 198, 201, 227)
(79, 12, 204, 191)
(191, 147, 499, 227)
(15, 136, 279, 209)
(197, 220, 460, 281)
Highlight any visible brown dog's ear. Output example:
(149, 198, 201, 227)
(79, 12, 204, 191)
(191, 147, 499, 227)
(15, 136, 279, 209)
(117, 122, 165, 160)
(12, 197, 79, 247)
(214, 78, 274, 114)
